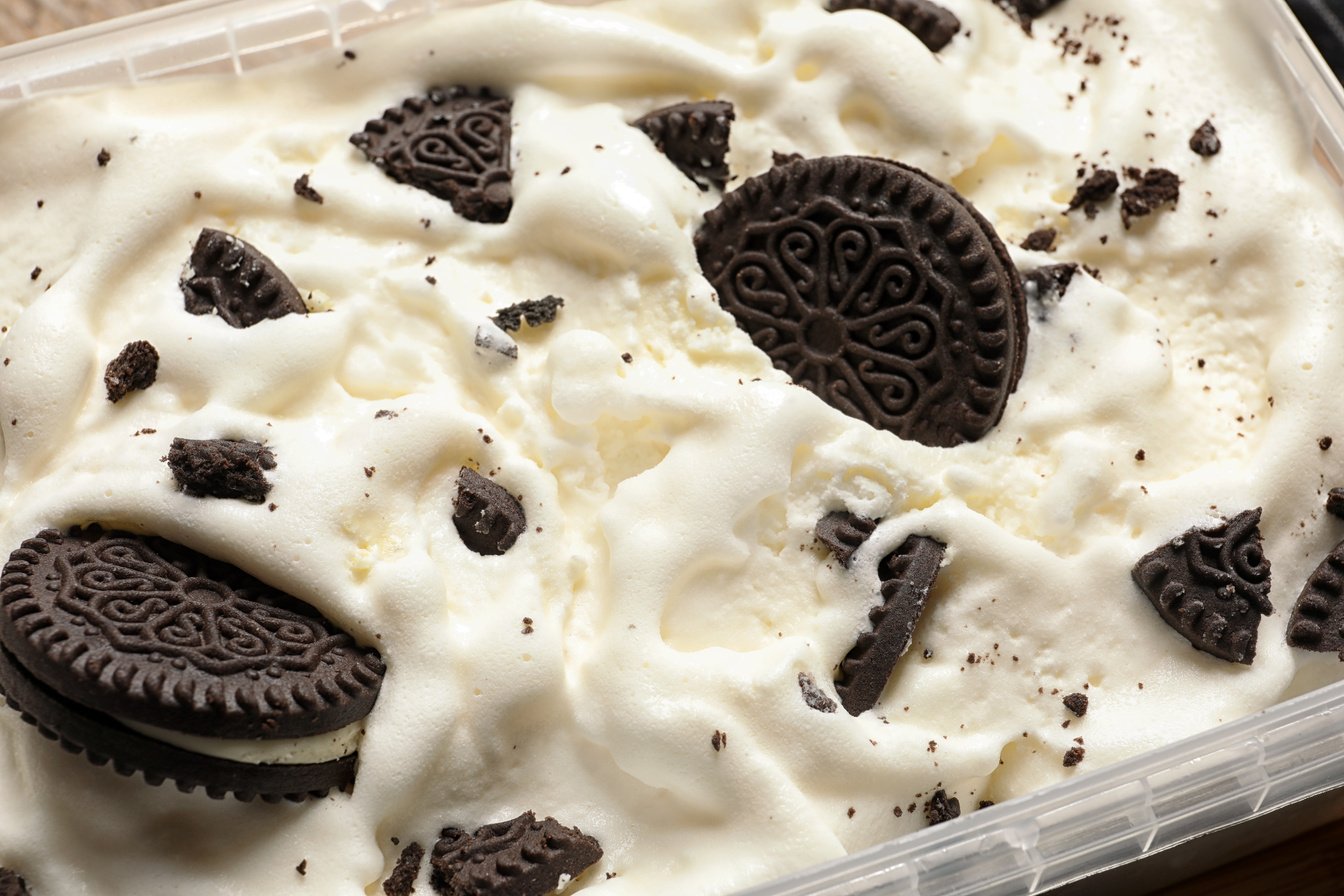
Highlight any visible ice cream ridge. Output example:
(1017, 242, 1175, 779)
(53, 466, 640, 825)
(2, 0, 1344, 892)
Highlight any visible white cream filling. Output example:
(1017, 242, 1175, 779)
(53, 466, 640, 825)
(118, 718, 364, 766)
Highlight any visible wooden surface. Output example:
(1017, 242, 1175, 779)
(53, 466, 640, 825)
(2, 1, 1342, 894)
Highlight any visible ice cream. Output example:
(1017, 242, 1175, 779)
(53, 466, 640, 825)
(1, 0, 1344, 893)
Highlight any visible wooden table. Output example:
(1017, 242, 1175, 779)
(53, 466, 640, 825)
(1, 1, 1341, 894)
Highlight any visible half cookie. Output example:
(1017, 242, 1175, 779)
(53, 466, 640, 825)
(0, 528, 385, 801)
(695, 155, 1026, 448)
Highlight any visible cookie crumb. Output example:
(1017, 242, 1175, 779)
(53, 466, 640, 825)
(1063, 692, 1089, 717)
(798, 672, 838, 713)
(1063, 746, 1086, 767)
(296, 860, 308, 876)
(1189, 119, 1221, 157)
(104, 340, 159, 403)
(294, 173, 325, 204)
(1321, 436, 1333, 451)
(383, 842, 423, 896)
(1020, 227, 1057, 252)
(924, 789, 960, 825)
(711, 729, 727, 752)
(97, 148, 111, 167)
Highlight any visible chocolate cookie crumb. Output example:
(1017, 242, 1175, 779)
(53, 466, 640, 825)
(815, 511, 878, 566)
(297, 860, 308, 876)
(1063, 746, 1086, 767)
(1023, 263, 1079, 321)
(384, 842, 424, 896)
(453, 467, 526, 555)
(924, 789, 960, 825)
(28, 267, 40, 281)
(491, 296, 565, 333)
(0, 869, 29, 896)
(1020, 227, 1057, 252)
(1326, 488, 1344, 519)
(978, 800, 995, 810)
(294, 174, 325, 204)
(167, 437, 276, 503)
(1321, 437, 1333, 451)
(711, 729, 727, 751)
(1135, 449, 1146, 462)
(97, 148, 111, 167)
(798, 672, 838, 713)
(1067, 168, 1118, 219)
(621, 352, 633, 363)
(430, 812, 602, 896)
(1063, 692, 1089, 717)
(343, 50, 357, 60)
(1189, 120, 1221, 157)
(104, 340, 159, 403)
(1120, 168, 1180, 228)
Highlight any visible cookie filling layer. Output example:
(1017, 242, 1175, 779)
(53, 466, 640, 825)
(117, 717, 364, 766)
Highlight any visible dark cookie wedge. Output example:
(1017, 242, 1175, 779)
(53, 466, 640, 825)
(351, 87, 513, 224)
(430, 811, 602, 896)
(0, 869, 28, 896)
(835, 535, 946, 715)
(633, 101, 735, 191)
(491, 296, 565, 333)
(180, 229, 307, 329)
(1286, 538, 1344, 656)
(167, 437, 276, 503)
(696, 156, 1027, 448)
(1131, 509, 1272, 665)
(104, 340, 159, 403)
(454, 468, 526, 556)
(0, 528, 383, 798)
(815, 511, 877, 566)
(826, 0, 961, 53)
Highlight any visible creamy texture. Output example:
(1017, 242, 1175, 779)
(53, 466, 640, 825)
(1, 0, 1343, 893)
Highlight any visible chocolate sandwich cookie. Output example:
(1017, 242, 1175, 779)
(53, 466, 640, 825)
(0, 528, 384, 800)
(826, 0, 961, 53)
(181, 228, 307, 329)
(351, 87, 513, 224)
(696, 155, 1026, 448)
(1131, 509, 1272, 665)
(633, 100, 735, 191)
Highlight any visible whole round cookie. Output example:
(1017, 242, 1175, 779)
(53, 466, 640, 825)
(0, 528, 384, 739)
(695, 155, 1027, 448)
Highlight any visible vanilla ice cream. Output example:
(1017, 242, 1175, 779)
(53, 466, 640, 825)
(1, 0, 1343, 893)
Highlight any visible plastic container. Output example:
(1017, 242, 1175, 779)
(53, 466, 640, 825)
(3, 1, 1344, 893)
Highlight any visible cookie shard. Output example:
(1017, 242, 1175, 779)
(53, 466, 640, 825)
(0, 640, 356, 802)
(1287, 538, 1344, 656)
(351, 87, 513, 224)
(104, 340, 159, 403)
(695, 155, 1026, 448)
(180, 228, 307, 328)
(825, 0, 961, 53)
(168, 437, 276, 503)
(453, 468, 526, 556)
(815, 511, 878, 566)
(1130, 509, 1272, 665)
(429, 811, 602, 896)
(835, 535, 946, 715)
(633, 100, 735, 191)
(0, 527, 385, 740)
(0, 868, 29, 896)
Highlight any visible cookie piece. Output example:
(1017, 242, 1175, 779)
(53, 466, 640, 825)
(1062, 692, 1088, 717)
(826, 0, 960, 53)
(1067, 169, 1118, 219)
(1063, 746, 1086, 767)
(633, 101, 734, 191)
(294, 173, 325, 204)
(0, 528, 383, 798)
(491, 296, 565, 333)
(815, 511, 877, 566)
(1023, 262, 1079, 322)
(696, 156, 1027, 448)
(453, 468, 526, 556)
(1189, 120, 1221, 157)
(351, 87, 513, 224)
(430, 812, 602, 896)
(167, 437, 276, 503)
(104, 340, 159, 403)
(0, 869, 28, 896)
(1120, 168, 1180, 228)
(1326, 487, 1344, 519)
(835, 535, 946, 715)
(384, 842, 425, 896)
(1286, 538, 1344, 656)
(1019, 227, 1056, 252)
(798, 672, 838, 713)
(180, 228, 307, 329)
(1131, 509, 1272, 665)
(924, 789, 960, 825)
